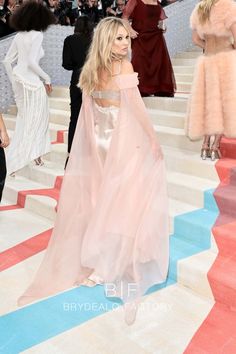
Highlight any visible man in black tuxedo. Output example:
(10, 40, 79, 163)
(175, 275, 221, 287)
(62, 15, 94, 166)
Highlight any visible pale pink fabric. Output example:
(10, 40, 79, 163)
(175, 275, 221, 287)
(18, 73, 169, 306)
(186, 0, 236, 140)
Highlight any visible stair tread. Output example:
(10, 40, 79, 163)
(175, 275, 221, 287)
(167, 171, 217, 189)
(179, 249, 216, 265)
(169, 198, 197, 217)
(148, 108, 185, 117)
(49, 97, 70, 103)
(49, 108, 70, 115)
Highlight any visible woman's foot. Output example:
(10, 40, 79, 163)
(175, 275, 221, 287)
(200, 135, 211, 160)
(210, 134, 222, 161)
(34, 157, 44, 166)
(201, 143, 210, 160)
(81, 274, 104, 287)
(210, 145, 222, 161)
(124, 301, 139, 326)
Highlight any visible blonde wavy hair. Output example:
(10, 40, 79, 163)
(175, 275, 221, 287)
(198, 0, 218, 24)
(79, 17, 130, 94)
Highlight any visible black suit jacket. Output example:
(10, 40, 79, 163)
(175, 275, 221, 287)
(62, 33, 91, 86)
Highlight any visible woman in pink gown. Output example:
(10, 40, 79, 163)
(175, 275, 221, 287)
(122, 0, 176, 97)
(186, 0, 236, 160)
(19, 17, 169, 324)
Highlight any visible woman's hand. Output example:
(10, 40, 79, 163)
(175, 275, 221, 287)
(130, 28, 139, 39)
(0, 130, 10, 148)
(44, 83, 52, 95)
(151, 140, 161, 160)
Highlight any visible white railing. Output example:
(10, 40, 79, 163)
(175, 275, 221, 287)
(0, 0, 198, 111)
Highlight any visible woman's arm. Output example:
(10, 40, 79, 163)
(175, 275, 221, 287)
(0, 114, 10, 148)
(192, 30, 205, 49)
(3, 38, 18, 83)
(28, 32, 51, 84)
(121, 61, 159, 147)
(122, 0, 138, 39)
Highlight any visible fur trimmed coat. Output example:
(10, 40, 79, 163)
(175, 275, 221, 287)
(186, 0, 236, 140)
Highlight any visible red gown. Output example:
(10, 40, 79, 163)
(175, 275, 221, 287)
(123, 0, 176, 96)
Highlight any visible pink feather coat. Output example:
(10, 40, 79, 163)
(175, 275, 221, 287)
(186, 0, 236, 140)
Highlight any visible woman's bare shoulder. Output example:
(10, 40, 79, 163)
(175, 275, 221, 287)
(120, 60, 134, 74)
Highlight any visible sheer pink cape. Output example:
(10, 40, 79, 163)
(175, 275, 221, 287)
(18, 73, 169, 306)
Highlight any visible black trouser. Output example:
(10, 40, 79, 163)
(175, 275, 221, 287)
(68, 85, 82, 153)
(0, 147, 6, 202)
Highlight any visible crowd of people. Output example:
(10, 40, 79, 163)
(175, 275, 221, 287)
(0, 0, 181, 37)
(2, 0, 235, 327)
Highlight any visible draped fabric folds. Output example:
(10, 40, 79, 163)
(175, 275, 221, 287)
(18, 73, 169, 306)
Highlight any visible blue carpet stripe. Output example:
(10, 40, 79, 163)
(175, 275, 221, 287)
(0, 189, 218, 354)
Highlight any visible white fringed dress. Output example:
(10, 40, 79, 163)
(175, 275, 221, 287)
(3, 30, 51, 175)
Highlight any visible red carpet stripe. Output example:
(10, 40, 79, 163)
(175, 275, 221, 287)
(184, 138, 236, 353)
(51, 130, 67, 144)
(0, 204, 19, 211)
(0, 228, 52, 271)
(0, 176, 63, 271)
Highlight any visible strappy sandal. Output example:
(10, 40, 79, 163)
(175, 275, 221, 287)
(34, 157, 44, 166)
(81, 274, 103, 287)
(210, 145, 222, 161)
(200, 143, 210, 160)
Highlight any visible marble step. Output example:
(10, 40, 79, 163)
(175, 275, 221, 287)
(154, 125, 201, 152)
(175, 73, 193, 83)
(175, 51, 201, 59)
(178, 250, 217, 300)
(49, 97, 70, 111)
(163, 146, 218, 182)
(173, 65, 195, 74)
(167, 171, 217, 208)
(0, 207, 53, 253)
(3, 175, 58, 221)
(149, 108, 185, 128)
(143, 96, 188, 112)
(176, 82, 191, 93)
(17, 160, 64, 187)
(172, 58, 197, 66)
(50, 86, 70, 99)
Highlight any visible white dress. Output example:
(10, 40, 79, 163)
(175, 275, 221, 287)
(3, 30, 51, 175)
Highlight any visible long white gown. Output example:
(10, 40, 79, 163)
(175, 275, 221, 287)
(3, 30, 51, 175)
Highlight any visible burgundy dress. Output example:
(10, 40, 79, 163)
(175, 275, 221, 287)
(123, 0, 176, 96)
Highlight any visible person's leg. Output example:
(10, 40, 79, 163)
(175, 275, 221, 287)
(210, 134, 222, 161)
(65, 85, 82, 169)
(201, 135, 211, 160)
(0, 147, 7, 202)
(68, 85, 82, 154)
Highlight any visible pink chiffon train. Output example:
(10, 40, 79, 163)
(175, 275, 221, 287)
(18, 73, 169, 306)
